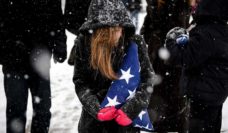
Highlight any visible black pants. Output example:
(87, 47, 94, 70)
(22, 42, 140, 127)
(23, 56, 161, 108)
(3, 45, 52, 133)
(189, 100, 222, 133)
(3, 69, 51, 133)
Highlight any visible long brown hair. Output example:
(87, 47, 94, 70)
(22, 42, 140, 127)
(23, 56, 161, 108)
(90, 27, 122, 80)
(158, 0, 165, 9)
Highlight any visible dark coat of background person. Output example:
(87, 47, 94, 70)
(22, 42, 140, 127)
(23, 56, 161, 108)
(0, 0, 66, 67)
(64, 0, 92, 65)
(140, 0, 191, 132)
(0, 0, 66, 133)
(73, 0, 154, 132)
(122, 0, 142, 12)
(166, 0, 228, 132)
(64, 0, 91, 35)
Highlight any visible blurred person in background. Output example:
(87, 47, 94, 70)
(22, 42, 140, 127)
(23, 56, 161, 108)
(0, 0, 66, 132)
(64, 0, 91, 36)
(140, 0, 191, 132)
(64, 0, 91, 65)
(123, 0, 142, 34)
(165, 0, 228, 132)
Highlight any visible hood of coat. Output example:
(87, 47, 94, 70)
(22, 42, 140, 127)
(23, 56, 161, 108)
(195, 0, 228, 22)
(79, 0, 135, 34)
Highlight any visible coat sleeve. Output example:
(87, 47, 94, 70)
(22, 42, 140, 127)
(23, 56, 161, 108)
(166, 26, 214, 69)
(51, 0, 67, 63)
(121, 35, 155, 119)
(67, 34, 84, 65)
(73, 35, 100, 120)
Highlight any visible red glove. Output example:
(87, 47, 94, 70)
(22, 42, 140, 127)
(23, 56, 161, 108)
(115, 109, 132, 126)
(97, 106, 117, 121)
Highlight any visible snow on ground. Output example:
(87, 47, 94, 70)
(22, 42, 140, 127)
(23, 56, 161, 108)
(0, 71, 6, 133)
(222, 100, 228, 132)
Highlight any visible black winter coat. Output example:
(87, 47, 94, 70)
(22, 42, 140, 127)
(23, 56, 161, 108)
(0, 0, 66, 67)
(195, 0, 228, 22)
(166, 21, 228, 105)
(140, 0, 190, 131)
(65, 0, 92, 65)
(73, 34, 154, 133)
(64, 0, 91, 35)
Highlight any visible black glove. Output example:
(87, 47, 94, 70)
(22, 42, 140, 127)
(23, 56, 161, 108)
(67, 43, 76, 66)
(53, 38, 67, 63)
(166, 27, 188, 40)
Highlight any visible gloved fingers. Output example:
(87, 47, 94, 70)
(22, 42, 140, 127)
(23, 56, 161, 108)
(166, 27, 188, 40)
(53, 49, 67, 63)
(166, 27, 181, 39)
(115, 109, 132, 126)
(97, 106, 117, 121)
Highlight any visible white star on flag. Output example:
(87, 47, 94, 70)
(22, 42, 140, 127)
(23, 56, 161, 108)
(134, 123, 151, 130)
(134, 124, 142, 128)
(105, 96, 121, 107)
(119, 67, 134, 84)
(138, 110, 146, 120)
(145, 124, 150, 130)
(126, 88, 136, 100)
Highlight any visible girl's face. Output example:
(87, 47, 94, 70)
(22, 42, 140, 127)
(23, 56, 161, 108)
(113, 27, 123, 44)
(190, 0, 200, 7)
(190, 0, 200, 13)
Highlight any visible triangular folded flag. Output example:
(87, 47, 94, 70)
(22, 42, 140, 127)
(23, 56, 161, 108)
(100, 41, 154, 131)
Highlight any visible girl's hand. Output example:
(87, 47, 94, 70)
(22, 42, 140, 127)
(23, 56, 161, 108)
(97, 106, 117, 121)
(115, 109, 132, 126)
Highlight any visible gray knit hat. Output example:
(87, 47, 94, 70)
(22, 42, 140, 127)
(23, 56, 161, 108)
(79, 0, 135, 33)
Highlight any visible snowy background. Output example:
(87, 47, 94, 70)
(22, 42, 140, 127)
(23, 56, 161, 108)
(0, 0, 228, 132)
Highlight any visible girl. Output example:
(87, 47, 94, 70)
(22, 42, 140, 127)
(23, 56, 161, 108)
(72, 0, 154, 132)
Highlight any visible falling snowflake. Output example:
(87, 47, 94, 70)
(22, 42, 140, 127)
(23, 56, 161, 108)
(88, 29, 93, 34)
(10, 119, 23, 133)
(34, 96, 41, 104)
(24, 74, 29, 79)
(158, 47, 170, 61)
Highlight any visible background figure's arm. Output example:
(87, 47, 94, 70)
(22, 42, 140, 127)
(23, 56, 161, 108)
(51, 0, 67, 63)
(165, 26, 214, 69)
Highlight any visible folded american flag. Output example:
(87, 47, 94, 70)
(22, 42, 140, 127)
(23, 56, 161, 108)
(100, 41, 154, 131)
